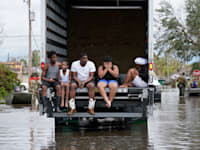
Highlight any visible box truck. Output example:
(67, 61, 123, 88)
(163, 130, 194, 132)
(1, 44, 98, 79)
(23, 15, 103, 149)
(40, 0, 155, 125)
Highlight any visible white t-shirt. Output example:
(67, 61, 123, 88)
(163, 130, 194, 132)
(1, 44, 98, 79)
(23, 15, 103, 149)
(71, 60, 96, 81)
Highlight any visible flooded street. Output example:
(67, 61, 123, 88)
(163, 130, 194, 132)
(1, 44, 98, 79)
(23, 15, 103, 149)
(0, 89, 200, 150)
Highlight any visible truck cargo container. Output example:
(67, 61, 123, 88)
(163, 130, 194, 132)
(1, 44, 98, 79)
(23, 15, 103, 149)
(40, 0, 155, 125)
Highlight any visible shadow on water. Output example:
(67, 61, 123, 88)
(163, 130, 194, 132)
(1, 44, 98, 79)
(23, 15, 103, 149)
(54, 123, 148, 150)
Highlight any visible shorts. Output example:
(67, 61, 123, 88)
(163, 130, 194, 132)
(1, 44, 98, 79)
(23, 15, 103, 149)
(42, 80, 60, 88)
(71, 80, 95, 87)
(62, 81, 69, 84)
(132, 76, 148, 88)
(98, 79, 118, 86)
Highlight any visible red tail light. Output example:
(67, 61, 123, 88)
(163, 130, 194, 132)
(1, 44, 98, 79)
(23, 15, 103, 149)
(41, 62, 45, 70)
(149, 62, 153, 71)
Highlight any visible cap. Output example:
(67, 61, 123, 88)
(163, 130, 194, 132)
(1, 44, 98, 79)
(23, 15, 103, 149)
(104, 56, 112, 62)
(134, 57, 148, 65)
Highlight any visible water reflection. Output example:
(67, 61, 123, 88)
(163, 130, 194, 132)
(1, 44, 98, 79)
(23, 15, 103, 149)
(1, 89, 200, 150)
(148, 90, 200, 149)
(0, 104, 55, 150)
(55, 123, 148, 150)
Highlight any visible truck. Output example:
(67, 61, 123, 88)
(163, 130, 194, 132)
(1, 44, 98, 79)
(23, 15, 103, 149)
(40, 0, 155, 126)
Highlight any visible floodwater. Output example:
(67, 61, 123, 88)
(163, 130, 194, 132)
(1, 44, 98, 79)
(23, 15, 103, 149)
(0, 89, 200, 150)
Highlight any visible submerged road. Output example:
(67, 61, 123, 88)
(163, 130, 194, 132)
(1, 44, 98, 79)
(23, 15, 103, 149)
(0, 89, 200, 150)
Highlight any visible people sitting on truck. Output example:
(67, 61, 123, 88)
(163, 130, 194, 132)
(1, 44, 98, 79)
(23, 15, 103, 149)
(97, 56, 119, 108)
(120, 57, 148, 88)
(41, 51, 62, 114)
(59, 61, 71, 108)
(68, 52, 96, 115)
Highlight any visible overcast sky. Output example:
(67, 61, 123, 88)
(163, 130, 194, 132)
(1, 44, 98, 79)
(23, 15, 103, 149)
(0, 0, 41, 61)
(0, 0, 185, 62)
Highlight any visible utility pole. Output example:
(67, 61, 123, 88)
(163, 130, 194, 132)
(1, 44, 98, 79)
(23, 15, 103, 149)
(28, 0, 32, 78)
(166, 54, 170, 82)
(7, 52, 10, 62)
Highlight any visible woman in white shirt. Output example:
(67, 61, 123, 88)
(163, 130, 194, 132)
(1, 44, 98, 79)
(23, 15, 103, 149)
(60, 61, 71, 108)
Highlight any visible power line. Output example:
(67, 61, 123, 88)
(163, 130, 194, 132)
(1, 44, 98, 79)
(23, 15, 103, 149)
(0, 35, 40, 38)
(32, 33, 40, 50)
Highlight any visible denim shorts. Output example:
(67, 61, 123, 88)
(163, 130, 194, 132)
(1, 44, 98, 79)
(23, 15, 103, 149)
(62, 81, 69, 84)
(98, 79, 118, 86)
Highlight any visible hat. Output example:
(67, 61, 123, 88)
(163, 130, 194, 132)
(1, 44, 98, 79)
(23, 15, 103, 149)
(104, 56, 112, 62)
(134, 57, 148, 65)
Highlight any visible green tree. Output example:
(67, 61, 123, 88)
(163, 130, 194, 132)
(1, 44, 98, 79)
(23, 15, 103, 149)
(185, 0, 200, 55)
(154, 53, 182, 78)
(191, 62, 200, 73)
(0, 64, 20, 99)
(32, 50, 40, 67)
(20, 59, 27, 66)
(155, 0, 200, 62)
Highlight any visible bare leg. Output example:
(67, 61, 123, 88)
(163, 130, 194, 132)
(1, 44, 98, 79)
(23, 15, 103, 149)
(42, 85, 47, 96)
(70, 83, 77, 99)
(61, 85, 65, 107)
(108, 82, 118, 103)
(87, 82, 96, 114)
(56, 85, 62, 112)
(87, 82, 95, 99)
(97, 82, 111, 108)
(56, 85, 61, 96)
(41, 85, 48, 113)
(65, 85, 69, 107)
(120, 68, 138, 87)
(68, 83, 77, 115)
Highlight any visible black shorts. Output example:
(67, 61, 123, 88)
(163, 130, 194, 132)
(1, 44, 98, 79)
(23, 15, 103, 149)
(71, 80, 95, 87)
(42, 80, 60, 88)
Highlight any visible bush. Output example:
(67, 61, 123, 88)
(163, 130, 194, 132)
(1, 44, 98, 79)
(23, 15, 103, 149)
(0, 64, 20, 99)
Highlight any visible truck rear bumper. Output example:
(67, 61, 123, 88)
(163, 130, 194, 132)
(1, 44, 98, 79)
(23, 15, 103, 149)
(52, 112, 143, 118)
(39, 87, 154, 120)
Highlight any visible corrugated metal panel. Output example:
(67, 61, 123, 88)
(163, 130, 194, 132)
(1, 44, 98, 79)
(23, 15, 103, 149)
(46, 0, 68, 61)
(46, 31, 67, 46)
(47, 0, 67, 19)
(46, 44, 68, 57)
(46, 21, 67, 38)
(46, 8, 67, 28)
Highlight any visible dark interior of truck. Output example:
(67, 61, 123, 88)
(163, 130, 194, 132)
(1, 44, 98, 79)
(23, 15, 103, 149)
(67, 0, 148, 73)
(43, 0, 154, 120)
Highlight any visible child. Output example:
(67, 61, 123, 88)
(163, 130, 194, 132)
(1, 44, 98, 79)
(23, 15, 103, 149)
(60, 61, 71, 108)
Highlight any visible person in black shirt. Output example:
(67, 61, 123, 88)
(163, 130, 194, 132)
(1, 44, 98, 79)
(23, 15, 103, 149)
(97, 56, 119, 108)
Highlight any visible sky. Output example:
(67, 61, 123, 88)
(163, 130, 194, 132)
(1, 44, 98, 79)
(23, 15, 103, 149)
(0, 0, 187, 62)
(0, 0, 41, 62)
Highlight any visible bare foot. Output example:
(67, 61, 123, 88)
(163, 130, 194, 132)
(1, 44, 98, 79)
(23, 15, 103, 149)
(105, 101, 111, 108)
(61, 102, 64, 107)
(65, 102, 68, 108)
(120, 84, 128, 88)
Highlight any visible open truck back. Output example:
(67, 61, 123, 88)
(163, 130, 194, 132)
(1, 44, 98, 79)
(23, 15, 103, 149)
(40, 0, 154, 125)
